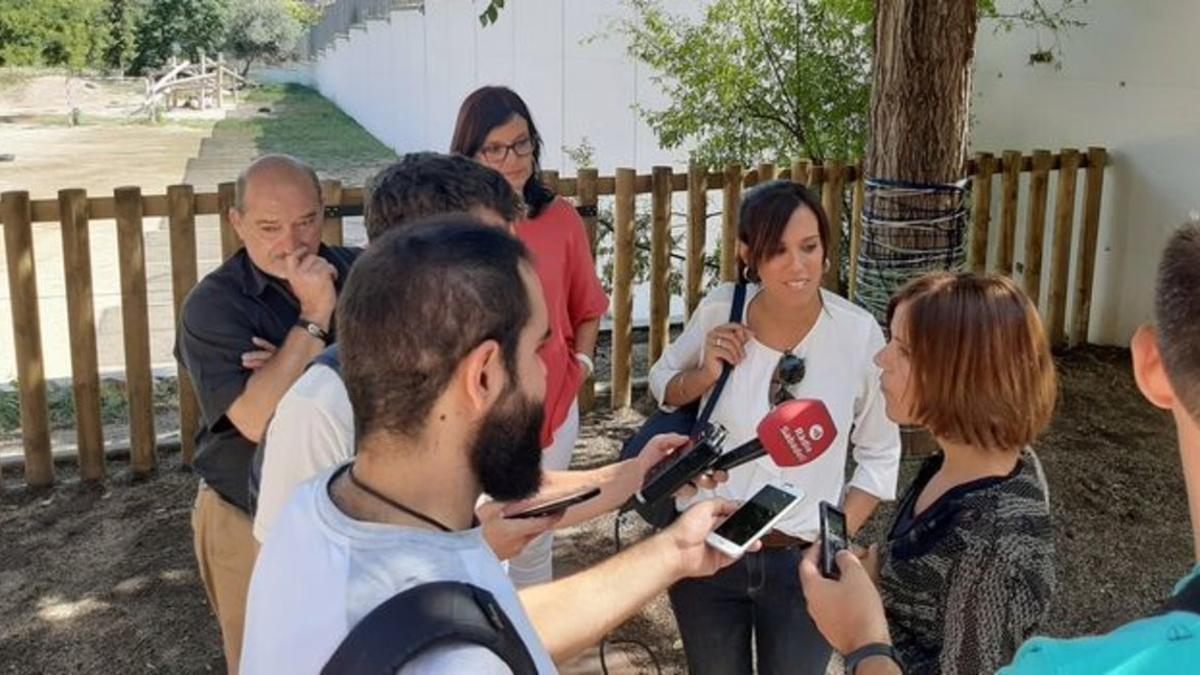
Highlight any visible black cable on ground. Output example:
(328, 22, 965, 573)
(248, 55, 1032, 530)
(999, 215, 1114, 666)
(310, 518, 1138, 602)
(598, 511, 664, 675)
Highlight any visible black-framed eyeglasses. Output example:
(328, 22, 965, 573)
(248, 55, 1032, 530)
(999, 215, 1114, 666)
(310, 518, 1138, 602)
(769, 353, 806, 406)
(478, 137, 535, 163)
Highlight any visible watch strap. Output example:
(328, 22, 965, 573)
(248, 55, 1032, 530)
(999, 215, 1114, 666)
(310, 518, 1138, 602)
(296, 318, 331, 345)
(844, 642, 902, 673)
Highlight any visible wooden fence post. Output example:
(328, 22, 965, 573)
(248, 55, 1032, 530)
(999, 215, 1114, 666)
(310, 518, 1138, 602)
(1072, 147, 1107, 345)
(650, 166, 673, 365)
(970, 152, 995, 274)
(168, 185, 200, 465)
(541, 170, 559, 194)
(686, 162, 707, 317)
(848, 170, 865, 301)
(998, 150, 1022, 275)
(1023, 150, 1054, 305)
(721, 163, 742, 282)
(791, 158, 812, 186)
(199, 53, 208, 110)
(577, 168, 600, 252)
(216, 52, 225, 108)
(2, 191, 52, 486)
(114, 187, 157, 475)
(758, 162, 777, 183)
(59, 189, 105, 480)
(1048, 149, 1081, 349)
(575, 168, 599, 413)
(320, 179, 344, 246)
(218, 181, 240, 260)
(611, 168, 636, 410)
(821, 161, 845, 293)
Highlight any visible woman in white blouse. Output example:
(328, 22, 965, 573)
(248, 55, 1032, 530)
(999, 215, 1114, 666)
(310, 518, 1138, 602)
(649, 180, 901, 675)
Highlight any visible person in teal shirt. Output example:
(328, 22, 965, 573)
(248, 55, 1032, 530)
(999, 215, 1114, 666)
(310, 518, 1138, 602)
(796, 221, 1200, 675)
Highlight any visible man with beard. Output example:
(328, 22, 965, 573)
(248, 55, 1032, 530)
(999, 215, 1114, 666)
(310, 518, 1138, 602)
(252, 153, 680, 561)
(241, 219, 745, 673)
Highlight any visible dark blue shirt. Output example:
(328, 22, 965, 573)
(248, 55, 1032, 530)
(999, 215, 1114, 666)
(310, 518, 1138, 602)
(175, 245, 360, 512)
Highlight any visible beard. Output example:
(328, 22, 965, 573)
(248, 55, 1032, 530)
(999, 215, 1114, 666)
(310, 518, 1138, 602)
(469, 381, 545, 502)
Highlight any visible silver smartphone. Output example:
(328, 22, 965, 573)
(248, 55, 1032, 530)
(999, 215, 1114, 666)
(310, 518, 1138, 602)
(704, 483, 805, 558)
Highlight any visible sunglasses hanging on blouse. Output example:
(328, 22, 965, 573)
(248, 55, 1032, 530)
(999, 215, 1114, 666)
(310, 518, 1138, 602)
(768, 352, 806, 407)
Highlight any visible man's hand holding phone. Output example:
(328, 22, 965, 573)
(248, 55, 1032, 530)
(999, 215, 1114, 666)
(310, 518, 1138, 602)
(476, 499, 563, 561)
(633, 432, 730, 501)
(798, 544, 893, 657)
(658, 499, 753, 580)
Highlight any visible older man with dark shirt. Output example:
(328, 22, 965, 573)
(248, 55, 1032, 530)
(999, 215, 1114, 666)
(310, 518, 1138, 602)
(174, 154, 359, 672)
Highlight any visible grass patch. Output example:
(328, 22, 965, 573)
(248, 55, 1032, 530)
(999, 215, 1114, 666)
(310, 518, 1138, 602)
(0, 378, 181, 435)
(211, 83, 398, 184)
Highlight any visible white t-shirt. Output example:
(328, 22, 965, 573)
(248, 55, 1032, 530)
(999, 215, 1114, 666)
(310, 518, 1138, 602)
(254, 363, 352, 542)
(241, 464, 558, 675)
(647, 283, 901, 541)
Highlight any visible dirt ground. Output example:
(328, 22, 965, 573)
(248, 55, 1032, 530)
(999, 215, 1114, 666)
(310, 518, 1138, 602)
(0, 345, 1191, 674)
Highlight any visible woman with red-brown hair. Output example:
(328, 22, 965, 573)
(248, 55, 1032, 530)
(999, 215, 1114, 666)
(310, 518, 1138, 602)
(870, 272, 1059, 674)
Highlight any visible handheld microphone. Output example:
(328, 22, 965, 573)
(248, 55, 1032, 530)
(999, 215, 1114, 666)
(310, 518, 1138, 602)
(709, 399, 837, 473)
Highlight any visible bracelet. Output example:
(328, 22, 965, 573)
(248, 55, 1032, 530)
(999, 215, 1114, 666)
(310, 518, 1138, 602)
(296, 317, 331, 346)
(575, 352, 595, 377)
(844, 642, 902, 674)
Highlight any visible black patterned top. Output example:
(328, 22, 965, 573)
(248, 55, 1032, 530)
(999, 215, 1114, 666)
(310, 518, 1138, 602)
(879, 450, 1056, 674)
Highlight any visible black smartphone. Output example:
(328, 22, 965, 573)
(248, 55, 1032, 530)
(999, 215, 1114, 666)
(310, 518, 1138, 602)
(819, 501, 848, 580)
(505, 486, 602, 519)
(634, 424, 728, 506)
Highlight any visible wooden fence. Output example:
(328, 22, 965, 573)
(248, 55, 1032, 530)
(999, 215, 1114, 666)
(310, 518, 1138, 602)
(0, 148, 1107, 487)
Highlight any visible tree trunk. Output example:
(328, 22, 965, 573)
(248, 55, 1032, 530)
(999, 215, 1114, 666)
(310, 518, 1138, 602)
(866, 0, 977, 182)
(862, 2, 978, 458)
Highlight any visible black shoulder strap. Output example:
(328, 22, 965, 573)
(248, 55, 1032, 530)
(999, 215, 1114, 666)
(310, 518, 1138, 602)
(311, 344, 341, 377)
(321, 581, 539, 675)
(1160, 571, 1200, 616)
(693, 282, 747, 432)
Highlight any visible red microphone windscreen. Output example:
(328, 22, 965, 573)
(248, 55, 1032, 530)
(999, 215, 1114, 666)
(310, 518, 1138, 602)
(756, 399, 837, 467)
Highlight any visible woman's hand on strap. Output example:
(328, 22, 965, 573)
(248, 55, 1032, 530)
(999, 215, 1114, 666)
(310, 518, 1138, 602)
(702, 322, 754, 380)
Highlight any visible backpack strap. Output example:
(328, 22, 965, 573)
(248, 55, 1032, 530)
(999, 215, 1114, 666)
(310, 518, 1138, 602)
(321, 581, 539, 675)
(1160, 571, 1200, 616)
(693, 282, 747, 431)
(311, 344, 341, 376)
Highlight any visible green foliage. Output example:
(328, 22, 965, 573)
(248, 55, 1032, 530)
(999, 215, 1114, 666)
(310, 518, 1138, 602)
(0, 0, 111, 70)
(0, 378, 179, 435)
(562, 137, 597, 170)
(478, 0, 505, 27)
(608, 0, 872, 167)
(608, 0, 1089, 168)
(224, 0, 302, 74)
(102, 0, 141, 72)
(282, 0, 322, 29)
(130, 0, 231, 74)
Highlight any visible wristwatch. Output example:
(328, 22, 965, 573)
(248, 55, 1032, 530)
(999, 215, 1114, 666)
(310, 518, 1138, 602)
(296, 318, 330, 345)
(845, 642, 902, 673)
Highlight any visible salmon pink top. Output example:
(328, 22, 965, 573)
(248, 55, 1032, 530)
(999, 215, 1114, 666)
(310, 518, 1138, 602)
(515, 197, 609, 448)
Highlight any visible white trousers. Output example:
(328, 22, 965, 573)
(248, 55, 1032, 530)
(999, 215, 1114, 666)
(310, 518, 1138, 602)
(506, 399, 580, 588)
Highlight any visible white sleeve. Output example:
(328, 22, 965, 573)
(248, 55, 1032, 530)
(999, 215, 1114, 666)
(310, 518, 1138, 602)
(647, 289, 727, 410)
(398, 644, 514, 675)
(253, 367, 354, 542)
(846, 321, 902, 501)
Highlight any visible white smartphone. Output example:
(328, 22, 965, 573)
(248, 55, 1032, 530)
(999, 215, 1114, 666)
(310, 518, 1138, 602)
(705, 483, 805, 558)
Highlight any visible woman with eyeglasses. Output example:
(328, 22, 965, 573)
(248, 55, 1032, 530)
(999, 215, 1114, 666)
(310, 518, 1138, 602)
(451, 86, 609, 588)
(861, 272, 1057, 674)
(648, 179, 901, 674)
